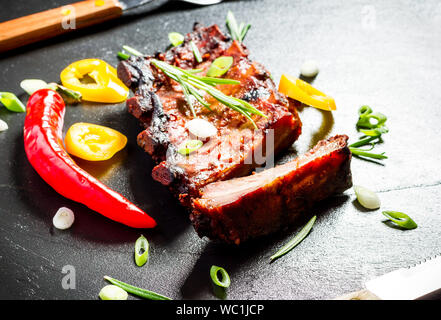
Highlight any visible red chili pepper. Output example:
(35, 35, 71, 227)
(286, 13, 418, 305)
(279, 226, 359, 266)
(23, 89, 156, 228)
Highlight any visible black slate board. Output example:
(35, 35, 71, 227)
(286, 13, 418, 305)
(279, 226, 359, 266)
(1, 0, 441, 300)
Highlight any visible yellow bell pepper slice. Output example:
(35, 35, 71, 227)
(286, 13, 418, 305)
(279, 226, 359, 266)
(60, 59, 129, 103)
(65, 123, 127, 161)
(278, 74, 336, 111)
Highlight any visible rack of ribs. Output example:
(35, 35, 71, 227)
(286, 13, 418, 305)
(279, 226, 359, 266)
(191, 135, 352, 244)
(118, 23, 302, 206)
(118, 23, 352, 243)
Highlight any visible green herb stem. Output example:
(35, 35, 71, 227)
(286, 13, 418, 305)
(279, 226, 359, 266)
(349, 147, 388, 159)
(122, 45, 143, 57)
(351, 105, 389, 161)
(190, 41, 202, 63)
(348, 136, 378, 148)
(150, 58, 265, 128)
(117, 51, 130, 60)
(226, 11, 251, 43)
(270, 215, 317, 262)
(104, 276, 171, 300)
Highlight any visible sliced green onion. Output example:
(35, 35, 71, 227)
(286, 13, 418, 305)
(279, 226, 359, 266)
(134, 235, 149, 267)
(353, 185, 381, 209)
(99, 285, 128, 300)
(349, 136, 379, 148)
(122, 45, 143, 57)
(168, 32, 184, 47)
(177, 139, 203, 155)
(352, 105, 388, 161)
(210, 265, 231, 288)
(47, 83, 82, 104)
(359, 126, 389, 137)
(20, 79, 48, 95)
(206, 56, 234, 77)
(0, 92, 26, 113)
(356, 112, 387, 129)
(358, 105, 373, 117)
(350, 147, 388, 159)
(190, 41, 202, 63)
(104, 276, 171, 300)
(117, 51, 130, 60)
(382, 211, 417, 230)
(270, 215, 316, 262)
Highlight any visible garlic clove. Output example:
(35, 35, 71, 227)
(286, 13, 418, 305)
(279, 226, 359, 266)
(300, 60, 319, 77)
(353, 185, 381, 209)
(186, 118, 217, 140)
(53, 207, 75, 230)
(0, 119, 8, 132)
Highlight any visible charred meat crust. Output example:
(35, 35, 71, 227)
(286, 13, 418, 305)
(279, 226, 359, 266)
(190, 135, 353, 244)
(119, 23, 303, 206)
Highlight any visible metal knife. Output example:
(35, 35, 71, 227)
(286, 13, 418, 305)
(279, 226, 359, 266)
(0, 0, 220, 53)
(336, 255, 441, 300)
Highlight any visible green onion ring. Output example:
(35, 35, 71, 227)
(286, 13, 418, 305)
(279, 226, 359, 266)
(0, 92, 26, 113)
(382, 211, 417, 230)
(210, 265, 231, 288)
(206, 56, 234, 78)
(177, 139, 203, 155)
(168, 32, 184, 47)
(134, 235, 149, 267)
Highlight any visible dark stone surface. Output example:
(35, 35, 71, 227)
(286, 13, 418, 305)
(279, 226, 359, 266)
(0, 0, 440, 300)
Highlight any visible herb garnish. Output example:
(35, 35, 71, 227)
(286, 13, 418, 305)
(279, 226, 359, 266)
(349, 105, 388, 160)
(270, 215, 316, 262)
(150, 59, 266, 128)
(104, 276, 171, 300)
(116, 46, 265, 127)
(226, 11, 251, 43)
(190, 41, 202, 63)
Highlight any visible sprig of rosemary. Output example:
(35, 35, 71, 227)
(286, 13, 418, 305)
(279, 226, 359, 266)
(104, 276, 171, 300)
(270, 215, 316, 262)
(150, 58, 266, 128)
(349, 105, 388, 161)
(226, 11, 251, 43)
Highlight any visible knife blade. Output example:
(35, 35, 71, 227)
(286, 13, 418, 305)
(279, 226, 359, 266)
(366, 255, 441, 300)
(336, 255, 441, 300)
(118, 0, 156, 11)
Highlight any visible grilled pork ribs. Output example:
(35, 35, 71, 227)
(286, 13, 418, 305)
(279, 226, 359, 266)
(118, 23, 352, 243)
(192, 135, 352, 244)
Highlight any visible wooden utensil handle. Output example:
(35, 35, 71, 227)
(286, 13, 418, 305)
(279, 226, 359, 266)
(0, 0, 123, 53)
